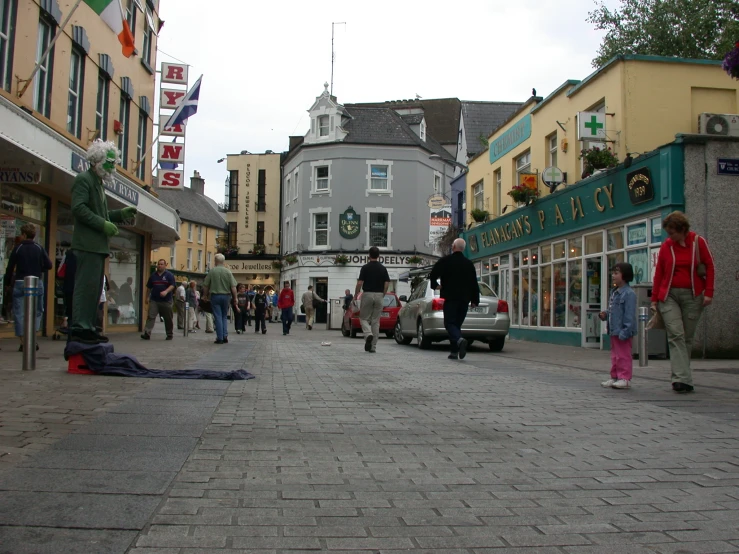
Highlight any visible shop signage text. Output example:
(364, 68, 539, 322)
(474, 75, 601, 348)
(244, 163, 250, 230)
(297, 254, 429, 267)
(717, 158, 739, 176)
(156, 62, 188, 190)
(226, 261, 277, 272)
(70, 153, 140, 206)
(161, 63, 189, 85)
(489, 115, 531, 164)
(626, 167, 654, 205)
(0, 167, 42, 184)
(339, 206, 360, 239)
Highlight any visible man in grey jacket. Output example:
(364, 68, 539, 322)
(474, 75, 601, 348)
(301, 285, 325, 330)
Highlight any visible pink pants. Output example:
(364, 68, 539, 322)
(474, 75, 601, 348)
(610, 336, 633, 381)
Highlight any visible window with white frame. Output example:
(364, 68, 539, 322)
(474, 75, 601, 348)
(207, 251, 212, 270)
(198, 225, 203, 243)
(124, 0, 136, 38)
(135, 110, 147, 180)
(292, 215, 298, 250)
(284, 175, 290, 205)
(473, 181, 484, 211)
(186, 248, 192, 270)
(293, 169, 298, 201)
(318, 115, 329, 137)
(197, 249, 202, 272)
(370, 165, 388, 190)
(169, 249, 175, 269)
(187, 222, 192, 241)
(315, 166, 328, 190)
(434, 173, 441, 194)
(0, 0, 16, 92)
(366, 210, 392, 248)
(495, 170, 502, 215)
(118, 94, 131, 168)
(515, 151, 531, 185)
(285, 220, 290, 251)
(33, 17, 54, 118)
(311, 161, 332, 195)
(67, 47, 84, 138)
(313, 212, 328, 247)
(549, 133, 558, 168)
(95, 73, 109, 140)
(142, 7, 154, 67)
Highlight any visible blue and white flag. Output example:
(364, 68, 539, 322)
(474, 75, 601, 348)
(159, 136, 179, 170)
(163, 74, 202, 129)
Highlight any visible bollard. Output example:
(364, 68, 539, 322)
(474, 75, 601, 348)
(638, 306, 649, 367)
(183, 301, 189, 337)
(22, 276, 39, 371)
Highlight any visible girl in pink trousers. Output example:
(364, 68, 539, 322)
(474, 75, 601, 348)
(599, 263, 637, 389)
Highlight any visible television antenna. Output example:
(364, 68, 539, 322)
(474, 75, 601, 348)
(331, 22, 346, 96)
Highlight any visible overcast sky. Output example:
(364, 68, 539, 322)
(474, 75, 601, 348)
(156, 0, 619, 202)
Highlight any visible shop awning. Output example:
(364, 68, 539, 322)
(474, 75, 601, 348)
(0, 94, 180, 245)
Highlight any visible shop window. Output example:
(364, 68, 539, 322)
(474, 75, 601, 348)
(472, 180, 484, 211)
(553, 262, 566, 327)
(530, 248, 538, 266)
(540, 264, 552, 327)
(512, 251, 520, 269)
(521, 249, 529, 266)
(95, 72, 110, 140)
(585, 232, 603, 255)
(607, 226, 624, 251)
(553, 241, 566, 260)
(522, 268, 536, 326)
(627, 222, 647, 246)
(651, 217, 663, 244)
(628, 248, 649, 285)
(118, 94, 131, 169)
(136, 109, 147, 180)
(368, 211, 390, 248)
(494, 170, 502, 215)
(108, 228, 142, 327)
(515, 150, 531, 186)
(511, 270, 520, 326)
(186, 248, 192, 270)
(0, 0, 17, 92)
(607, 252, 624, 275)
(33, 17, 55, 118)
(567, 260, 582, 328)
(569, 237, 582, 258)
(228, 170, 238, 211)
(549, 133, 558, 168)
(67, 47, 85, 138)
(540, 245, 552, 264)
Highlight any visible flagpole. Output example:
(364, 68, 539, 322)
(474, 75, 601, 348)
(132, 130, 165, 173)
(17, 0, 84, 99)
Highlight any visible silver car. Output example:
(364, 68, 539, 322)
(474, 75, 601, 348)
(394, 278, 510, 351)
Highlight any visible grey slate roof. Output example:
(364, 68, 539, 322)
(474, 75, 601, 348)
(400, 113, 425, 125)
(461, 101, 523, 157)
(155, 187, 227, 230)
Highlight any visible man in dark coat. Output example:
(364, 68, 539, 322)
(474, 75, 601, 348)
(69, 140, 136, 344)
(429, 238, 480, 360)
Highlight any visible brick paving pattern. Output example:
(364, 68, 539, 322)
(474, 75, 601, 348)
(1, 323, 738, 553)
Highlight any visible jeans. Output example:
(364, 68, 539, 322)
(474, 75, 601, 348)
(234, 309, 246, 332)
(359, 292, 384, 350)
(659, 289, 704, 386)
(610, 336, 633, 381)
(443, 299, 469, 353)
(211, 294, 231, 341)
(281, 307, 293, 334)
(12, 280, 44, 337)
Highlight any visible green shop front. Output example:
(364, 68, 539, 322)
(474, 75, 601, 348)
(462, 143, 684, 349)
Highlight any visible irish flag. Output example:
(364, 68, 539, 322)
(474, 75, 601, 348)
(83, 0, 135, 58)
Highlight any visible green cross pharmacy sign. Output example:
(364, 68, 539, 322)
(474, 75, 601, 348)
(577, 112, 606, 140)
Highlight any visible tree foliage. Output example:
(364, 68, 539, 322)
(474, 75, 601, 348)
(588, 0, 739, 68)
(434, 224, 459, 256)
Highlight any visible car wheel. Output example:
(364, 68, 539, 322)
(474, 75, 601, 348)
(489, 337, 505, 352)
(350, 325, 358, 338)
(394, 321, 412, 345)
(341, 320, 350, 337)
(466, 339, 475, 347)
(416, 320, 431, 350)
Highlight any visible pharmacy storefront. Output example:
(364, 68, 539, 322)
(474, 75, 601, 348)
(463, 143, 684, 348)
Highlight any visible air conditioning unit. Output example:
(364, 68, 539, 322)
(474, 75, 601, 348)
(698, 113, 739, 136)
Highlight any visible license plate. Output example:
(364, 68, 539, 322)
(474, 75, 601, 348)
(381, 312, 390, 318)
(468, 307, 487, 314)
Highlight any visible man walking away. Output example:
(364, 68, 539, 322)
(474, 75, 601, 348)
(254, 286, 268, 334)
(175, 281, 186, 329)
(141, 259, 176, 340)
(302, 285, 326, 330)
(277, 281, 295, 335)
(203, 254, 239, 344)
(430, 238, 480, 360)
(186, 280, 198, 333)
(355, 246, 390, 353)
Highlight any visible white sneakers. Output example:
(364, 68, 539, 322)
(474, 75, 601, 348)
(602, 378, 631, 389)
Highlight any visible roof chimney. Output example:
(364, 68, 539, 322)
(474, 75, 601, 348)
(190, 170, 205, 195)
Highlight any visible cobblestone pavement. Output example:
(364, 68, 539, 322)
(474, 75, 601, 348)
(1, 321, 738, 553)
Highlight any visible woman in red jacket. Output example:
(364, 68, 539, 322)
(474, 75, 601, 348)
(651, 211, 715, 393)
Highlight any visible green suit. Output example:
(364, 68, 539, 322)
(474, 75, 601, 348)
(69, 169, 125, 339)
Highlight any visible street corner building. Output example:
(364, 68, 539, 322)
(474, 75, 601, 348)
(0, 0, 180, 339)
(460, 55, 739, 357)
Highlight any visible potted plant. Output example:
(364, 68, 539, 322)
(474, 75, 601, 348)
(272, 260, 283, 270)
(333, 254, 350, 265)
(580, 145, 619, 178)
(470, 209, 489, 223)
(252, 243, 265, 255)
(508, 184, 539, 205)
(407, 255, 423, 264)
(284, 254, 298, 265)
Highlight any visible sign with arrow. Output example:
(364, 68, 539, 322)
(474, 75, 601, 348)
(717, 158, 739, 176)
(577, 112, 606, 141)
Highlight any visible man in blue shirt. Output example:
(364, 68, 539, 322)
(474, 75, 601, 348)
(141, 259, 176, 340)
(270, 288, 280, 322)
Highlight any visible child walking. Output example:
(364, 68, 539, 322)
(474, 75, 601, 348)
(599, 262, 637, 389)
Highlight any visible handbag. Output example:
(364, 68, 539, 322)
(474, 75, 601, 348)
(647, 306, 665, 330)
(695, 235, 707, 279)
(300, 304, 305, 314)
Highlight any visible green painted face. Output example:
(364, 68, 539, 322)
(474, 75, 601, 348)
(102, 150, 117, 172)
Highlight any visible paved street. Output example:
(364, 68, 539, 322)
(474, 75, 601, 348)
(1, 321, 739, 553)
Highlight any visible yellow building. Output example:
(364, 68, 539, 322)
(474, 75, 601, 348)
(467, 55, 739, 221)
(1, 0, 180, 338)
(152, 171, 226, 282)
(223, 152, 282, 287)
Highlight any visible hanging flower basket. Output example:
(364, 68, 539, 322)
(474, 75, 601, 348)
(723, 41, 739, 80)
(580, 146, 619, 177)
(272, 260, 283, 270)
(284, 255, 298, 265)
(252, 244, 265, 255)
(333, 254, 350, 265)
(470, 209, 489, 222)
(407, 255, 423, 264)
(508, 184, 539, 205)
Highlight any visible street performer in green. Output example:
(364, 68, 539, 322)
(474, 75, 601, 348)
(69, 140, 136, 344)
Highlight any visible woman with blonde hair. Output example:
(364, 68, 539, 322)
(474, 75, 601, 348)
(651, 211, 715, 393)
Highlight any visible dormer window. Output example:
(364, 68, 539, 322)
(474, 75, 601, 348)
(420, 119, 427, 141)
(318, 115, 329, 137)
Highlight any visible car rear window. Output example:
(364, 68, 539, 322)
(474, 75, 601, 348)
(478, 282, 496, 297)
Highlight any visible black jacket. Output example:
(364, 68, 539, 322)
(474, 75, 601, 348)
(4, 240, 53, 286)
(429, 251, 480, 304)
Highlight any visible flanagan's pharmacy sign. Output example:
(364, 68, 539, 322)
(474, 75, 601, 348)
(489, 115, 531, 164)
